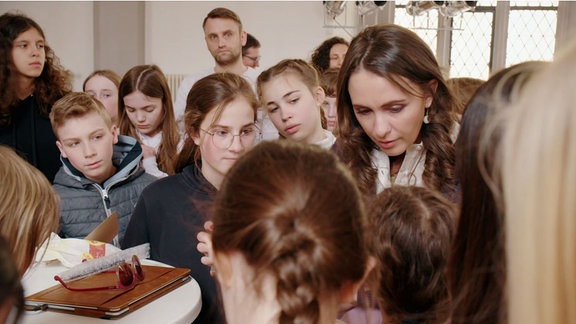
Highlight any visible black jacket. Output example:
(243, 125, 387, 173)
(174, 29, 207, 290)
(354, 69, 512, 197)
(0, 95, 61, 182)
(122, 164, 225, 324)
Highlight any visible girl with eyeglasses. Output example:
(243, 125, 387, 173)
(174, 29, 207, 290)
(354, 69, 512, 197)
(257, 59, 336, 150)
(122, 72, 259, 324)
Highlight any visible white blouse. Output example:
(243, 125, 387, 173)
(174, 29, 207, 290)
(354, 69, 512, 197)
(372, 142, 426, 194)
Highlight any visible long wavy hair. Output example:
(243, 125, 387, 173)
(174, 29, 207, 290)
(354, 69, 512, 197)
(336, 24, 457, 197)
(212, 140, 370, 324)
(369, 186, 455, 324)
(448, 61, 546, 324)
(310, 36, 349, 74)
(118, 64, 180, 175)
(174, 72, 258, 172)
(0, 145, 59, 275)
(0, 12, 72, 128)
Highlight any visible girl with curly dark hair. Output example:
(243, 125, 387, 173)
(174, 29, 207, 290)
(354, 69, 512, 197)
(0, 12, 72, 182)
(310, 36, 349, 74)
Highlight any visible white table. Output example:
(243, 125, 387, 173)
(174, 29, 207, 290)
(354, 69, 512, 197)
(21, 259, 202, 324)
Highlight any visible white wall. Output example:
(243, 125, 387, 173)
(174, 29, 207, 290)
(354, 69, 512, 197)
(1, 1, 356, 90)
(145, 1, 355, 75)
(0, 1, 94, 91)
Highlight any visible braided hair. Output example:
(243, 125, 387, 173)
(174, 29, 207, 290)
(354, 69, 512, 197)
(212, 141, 370, 323)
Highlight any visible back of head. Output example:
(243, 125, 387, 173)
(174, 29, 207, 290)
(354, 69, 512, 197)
(446, 77, 485, 116)
(450, 60, 546, 324)
(50, 92, 112, 138)
(175, 72, 258, 172)
(203, 7, 242, 30)
(0, 146, 59, 274)
(212, 140, 369, 323)
(500, 41, 576, 324)
(369, 186, 455, 323)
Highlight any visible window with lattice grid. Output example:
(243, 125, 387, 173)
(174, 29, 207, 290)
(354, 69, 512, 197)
(392, 0, 557, 79)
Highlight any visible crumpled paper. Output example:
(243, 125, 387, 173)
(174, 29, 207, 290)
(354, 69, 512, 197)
(35, 232, 121, 268)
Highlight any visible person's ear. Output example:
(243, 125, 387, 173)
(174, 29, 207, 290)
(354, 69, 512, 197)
(425, 80, 438, 108)
(56, 140, 67, 158)
(241, 31, 247, 47)
(339, 256, 377, 304)
(213, 253, 234, 288)
(191, 129, 201, 146)
(111, 125, 119, 145)
(314, 86, 326, 107)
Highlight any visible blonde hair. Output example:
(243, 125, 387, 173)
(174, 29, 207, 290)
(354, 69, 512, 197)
(498, 41, 576, 323)
(0, 146, 59, 274)
(82, 69, 121, 91)
(50, 92, 112, 139)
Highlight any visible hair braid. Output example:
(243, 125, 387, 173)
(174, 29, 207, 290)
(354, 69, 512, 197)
(273, 226, 321, 324)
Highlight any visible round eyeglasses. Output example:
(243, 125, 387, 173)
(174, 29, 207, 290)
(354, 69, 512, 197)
(201, 125, 261, 150)
(242, 54, 261, 63)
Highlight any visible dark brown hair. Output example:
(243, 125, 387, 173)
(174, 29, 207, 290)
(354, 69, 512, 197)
(202, 7, 242, 30)
(0, 12, 72, 128)
(212, 140, 369, 323)
(448, 61, 546, 324)
(118, 64, 180, 176)
(369, 186, 455, 323)
(242, 33, 260, 55)
(310, 36, 349, 74)
(336, 24, 457, 197)
(174, 72, 258, 172)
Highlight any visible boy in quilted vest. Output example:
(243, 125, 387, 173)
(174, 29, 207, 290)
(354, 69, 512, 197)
(50, 92, 156, 246)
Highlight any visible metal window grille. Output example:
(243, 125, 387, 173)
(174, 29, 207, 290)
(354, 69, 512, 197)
(392, 0, 558, 79)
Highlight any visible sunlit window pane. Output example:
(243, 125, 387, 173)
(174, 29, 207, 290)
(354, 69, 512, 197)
(392, 1, 557, 79)
(395, 6, 439, 54)
(506, 6, 557, 66)
(450, 11, 494, 79)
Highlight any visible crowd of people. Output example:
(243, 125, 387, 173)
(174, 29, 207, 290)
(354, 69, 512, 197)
(1, 6, 575, 324)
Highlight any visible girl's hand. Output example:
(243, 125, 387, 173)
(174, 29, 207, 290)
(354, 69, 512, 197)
(197, 221, 214, 269)
(141, 144, 156, 158)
